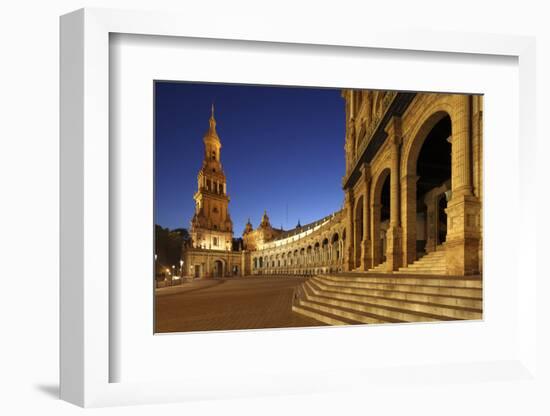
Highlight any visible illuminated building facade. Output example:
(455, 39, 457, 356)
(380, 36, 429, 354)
(183, 91, 483, 278)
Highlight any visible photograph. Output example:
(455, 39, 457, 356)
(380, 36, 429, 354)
(154, 82, 483, 333)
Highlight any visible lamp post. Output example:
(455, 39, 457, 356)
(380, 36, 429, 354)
(180, 259, 184, 278)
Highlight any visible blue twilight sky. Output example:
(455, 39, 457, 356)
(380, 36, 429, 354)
(154, 81, 346, 236)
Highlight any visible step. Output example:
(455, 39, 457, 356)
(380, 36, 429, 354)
(402, 268, 447, 273)
(292, 304, 351, 326)
(416, 255, 446, 260)
(311, 277, 482, 298)
(325, 272, 479, 281)
(301, 282, 405, 324)
(406, 259, 446, 265)
(370, 266, 388, 271)
(406, 258, 445, 264)
(408, 256, 446, 262)
(304, 285, 482, 320)
(415, 255, 446, 260)
(309, 279, 482, 309)
(297, 299, 400, 325)
(397, 269, 447, 274)
(407, 256, 446, 261)
(403, 264, 447, 269)
(321, 275, 483, 289)
(401, 267, 446, 272)
(300, 294, 456, 323)
(333, 271, 463, 278)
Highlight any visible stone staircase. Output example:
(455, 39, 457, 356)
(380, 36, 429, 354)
(396, 246, 447, 275)
(367, 261, 388, 273)
(292, 272, 482, 326)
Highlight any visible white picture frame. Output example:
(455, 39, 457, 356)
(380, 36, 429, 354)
(60, 7, 539, 408)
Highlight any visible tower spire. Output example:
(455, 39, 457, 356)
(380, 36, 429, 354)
(205, 103, 218, 140)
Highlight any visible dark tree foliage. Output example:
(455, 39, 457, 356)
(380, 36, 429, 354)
(155, 225, 190, 275)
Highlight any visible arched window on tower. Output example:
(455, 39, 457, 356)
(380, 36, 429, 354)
(211, 150, 216, 161)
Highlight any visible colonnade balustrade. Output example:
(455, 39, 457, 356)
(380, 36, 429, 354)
(251, 238, 345, 275)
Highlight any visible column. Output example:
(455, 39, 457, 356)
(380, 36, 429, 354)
(472, 95, 483, 274)
(241, 250, 247, 276)
(205, 258, 211, 278)
(402, 173, 419, 265)
(345, 190, 355, 271)
(371, 202, 382, 267)
(360, 164, 372, 270)
(424, 191, 437, 253)
(384, 116, 403, 271)
(445, 95, 481, 275)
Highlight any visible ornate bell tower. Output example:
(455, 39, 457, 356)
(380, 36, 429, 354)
(190, 105, 234, 251)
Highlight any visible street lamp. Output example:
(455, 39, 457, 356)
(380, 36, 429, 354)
(166, 267, 171, 286)
(180, 259, 184, 278)
(171, 264, 181, 283)
(153, 254, 158, 285)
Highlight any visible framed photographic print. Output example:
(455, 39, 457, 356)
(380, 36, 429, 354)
(153, 81, 483, 334)
(60, 7, 540, 409)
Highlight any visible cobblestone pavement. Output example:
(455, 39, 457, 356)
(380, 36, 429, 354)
(155, 276, 323, 333)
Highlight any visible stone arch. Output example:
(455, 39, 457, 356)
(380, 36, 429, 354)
(314, 242, 320, 263)
(371, 167, 391, 267)
(213, 258, 225, 278)
(331, 232, 340, 264)
(322, 238, 329, 263)
(402, 110, 452, 179)
(401, 101, 454, 265)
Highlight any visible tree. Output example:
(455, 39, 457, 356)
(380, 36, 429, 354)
(155, 225, 189, 277)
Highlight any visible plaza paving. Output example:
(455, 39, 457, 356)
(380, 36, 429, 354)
(155, 276, 324, 333)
